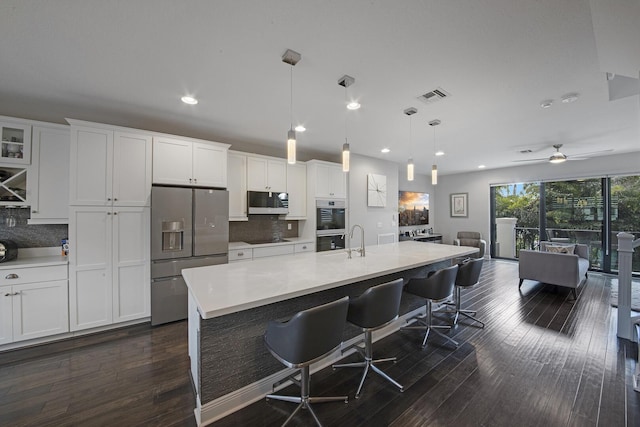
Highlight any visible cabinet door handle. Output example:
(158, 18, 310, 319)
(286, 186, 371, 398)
(5, 273, 18, 279)
(113, 212, 118, 215)
(193, 179, 197, 183)
(32, 210, 38, 214)
(302, 245, 307, 250)
(107, 212, 112, 215)
(238, 252, 244, 256)
(12, 291, 20, 296)
(107, 198, 111, 201)
(189, 178, 193, 183)
(113, 198, 118, 201)
(4, 293, 11, 297)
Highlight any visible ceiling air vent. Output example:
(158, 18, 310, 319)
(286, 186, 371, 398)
(418, 87, 451, 104)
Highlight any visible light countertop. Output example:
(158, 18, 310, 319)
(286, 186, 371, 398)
(183, 241, 478, 319)
(229, 237, 314, 250)
(0, 247, 68, 270)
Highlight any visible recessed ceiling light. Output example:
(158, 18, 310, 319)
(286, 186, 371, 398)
(347, 101, 361, 110)
(295, 125, 306, 132)
(478, 165, 486, 169)
(181, 96, 198, 105)
(561, 93, 579, 103)
(435, 150, 445, 156)
(540, 99, 553, 108)
(381, 148, 390, 153)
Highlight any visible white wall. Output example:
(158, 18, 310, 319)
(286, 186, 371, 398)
(433, 151, 640, 250)
(348, 154, 400, 247)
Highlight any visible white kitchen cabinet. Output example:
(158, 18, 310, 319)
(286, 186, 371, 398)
(247, 155, 287, 192)
(0, 264, 69, 344)
(308, 160, 346, 199)
(0, 285, 12, 344)
(0, 120, 31, 164)
(69, 123, 152, 207)
(27, 125, 70, 224)
(228, 151, 248, 221)
(229, 248, 253, 262)
(69, 206, 149, 331)
(286, 162, 306, 219)
(153, 137, 228, 188)
(294, 242, 313, 253)
(252, 245, 294, 259)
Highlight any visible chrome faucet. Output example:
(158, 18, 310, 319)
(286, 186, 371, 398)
(347, 224, 365, 258)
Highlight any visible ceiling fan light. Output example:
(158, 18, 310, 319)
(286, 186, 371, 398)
(549, 152, 567, 163)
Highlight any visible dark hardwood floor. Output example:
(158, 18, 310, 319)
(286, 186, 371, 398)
(1, 260, 638, 426)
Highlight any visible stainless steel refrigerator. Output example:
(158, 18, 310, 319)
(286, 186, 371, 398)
(150, 186, 229, 325)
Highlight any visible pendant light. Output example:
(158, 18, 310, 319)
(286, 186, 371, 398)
(338, 75, 356, 172)
(282, 49, 301, 165)
(429, 119, 441, 185)
(404, 107, 417, 181)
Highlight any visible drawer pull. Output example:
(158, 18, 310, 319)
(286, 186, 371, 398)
(5, 273, 19, 280)
(302, 245, 307, 250)
(4, 293, 11, 297)
(238, 252, 244, 256)
(12, 291, 20, 296)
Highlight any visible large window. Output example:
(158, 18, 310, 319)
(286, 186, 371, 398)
(491, 175, 640, 275)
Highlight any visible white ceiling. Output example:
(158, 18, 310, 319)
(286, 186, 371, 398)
(1, 0, 638, 175)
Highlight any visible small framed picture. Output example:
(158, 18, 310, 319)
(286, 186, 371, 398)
(450, 193, 468, 217)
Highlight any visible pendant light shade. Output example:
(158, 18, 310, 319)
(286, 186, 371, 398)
(429, 119, 441, 186)
(282, 49, 301, 165)
(407, 158, 414, 181)
(342, 142, 350, 172)
(404, 107, 417, 182)
(287, 129, 296, 164)
(339, 75, 357, 173)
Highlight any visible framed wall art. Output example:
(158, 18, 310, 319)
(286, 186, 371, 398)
(450, 192, 468, 217)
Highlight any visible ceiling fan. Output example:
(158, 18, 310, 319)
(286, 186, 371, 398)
(512, 144, 613, 164)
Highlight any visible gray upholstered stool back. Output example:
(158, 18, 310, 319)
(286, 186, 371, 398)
(455, 257, 484, 288)
(405, 264, 459, 301)
(264, 296, 349, 367)
(346, 278, 404, 329)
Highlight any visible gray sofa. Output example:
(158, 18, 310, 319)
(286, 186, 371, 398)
(518, 241, 589, 298)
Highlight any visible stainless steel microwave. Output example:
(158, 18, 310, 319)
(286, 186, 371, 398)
(247, 191, 289, 214)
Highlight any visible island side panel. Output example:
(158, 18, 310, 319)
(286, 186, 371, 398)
(198, 262, 448, 402)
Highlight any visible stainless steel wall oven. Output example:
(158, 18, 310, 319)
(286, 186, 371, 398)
(316, 199, 346, 252)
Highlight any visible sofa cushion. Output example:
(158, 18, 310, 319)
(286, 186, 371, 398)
(546, 244, 575, 254)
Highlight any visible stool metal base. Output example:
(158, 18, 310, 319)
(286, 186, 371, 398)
(266, 365, 347, 427)
(402, 300, 459, 349)
(332, 330, 403, 398)
(443, 287, 485, 328)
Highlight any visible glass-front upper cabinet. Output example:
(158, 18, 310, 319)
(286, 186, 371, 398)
(1, 121, 31, 164)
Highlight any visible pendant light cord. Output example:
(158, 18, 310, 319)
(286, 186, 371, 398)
(344, 86, 348, 145)
(290, 64, 293, 130)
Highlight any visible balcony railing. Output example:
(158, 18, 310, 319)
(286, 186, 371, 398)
(511, 227, 640, 273)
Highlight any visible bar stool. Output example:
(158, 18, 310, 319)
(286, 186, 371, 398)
(264, 296, 349, 426)
(402, 264, 459, 349)
(449, 257, 485, 328)
(332, 278, 405, 398)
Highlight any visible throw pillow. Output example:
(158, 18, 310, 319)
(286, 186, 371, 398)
(546, 244, 575, 254)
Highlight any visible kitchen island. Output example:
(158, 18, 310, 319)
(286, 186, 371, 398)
(182, 241, 478, 425)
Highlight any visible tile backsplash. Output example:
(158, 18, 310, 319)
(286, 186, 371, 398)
(229, 215, 298, 243)
(0, 207, 68, 248)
